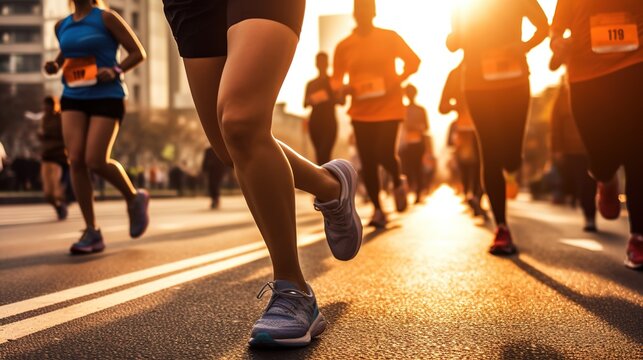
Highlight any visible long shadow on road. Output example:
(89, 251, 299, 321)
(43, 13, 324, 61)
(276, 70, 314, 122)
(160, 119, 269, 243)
(510, 215, 643, 295)
(510, 256, 643, 345)
(0, 226, 360, 359)
(0, 214, 324, 273)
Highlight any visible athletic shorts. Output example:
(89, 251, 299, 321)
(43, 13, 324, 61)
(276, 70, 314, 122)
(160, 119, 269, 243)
(60, 97, 125, 122)
(163, 0, 306, 58)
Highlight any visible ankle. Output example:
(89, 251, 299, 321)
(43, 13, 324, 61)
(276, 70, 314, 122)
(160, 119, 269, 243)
(273, 276, 308, 292)
(317, 168, 341, 203)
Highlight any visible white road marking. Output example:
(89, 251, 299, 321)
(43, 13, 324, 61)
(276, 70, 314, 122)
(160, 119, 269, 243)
(0, 232, 325, 344)
(0, 232, 324, 320)
(559, 238, 604, 252)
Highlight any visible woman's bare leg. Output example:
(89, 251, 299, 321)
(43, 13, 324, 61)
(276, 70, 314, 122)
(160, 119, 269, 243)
(183, 59, 340, 203)
(41, 162, 63, 206)
(219, 19, 305, 289)
(84, 117, 137, 202)
(62, 111, 96, 229)
(183, 19, 340, 290)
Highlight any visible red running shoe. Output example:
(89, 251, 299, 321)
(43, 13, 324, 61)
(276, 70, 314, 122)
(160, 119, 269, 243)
(489, 226, 517, 255)
(597, 179, 621, 220)
(625, 234, 643, 270)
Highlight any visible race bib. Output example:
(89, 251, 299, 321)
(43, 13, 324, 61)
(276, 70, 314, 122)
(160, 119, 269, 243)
(309, 89, 330, 106)
(590, 13, 639, 54)
(353, 76, 386, 100)
(481, 49, 524, 81)
(63, 57, 97, 88)
(404, 131, 423, 143)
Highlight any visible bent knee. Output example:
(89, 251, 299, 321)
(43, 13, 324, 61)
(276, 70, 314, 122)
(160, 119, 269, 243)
(219, 106, 271, 151)
(68, 154, 87, 170)
(85, 155, 108, 172)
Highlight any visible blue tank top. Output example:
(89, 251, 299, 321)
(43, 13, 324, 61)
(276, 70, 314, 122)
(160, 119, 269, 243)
(57, 7, 126, 99)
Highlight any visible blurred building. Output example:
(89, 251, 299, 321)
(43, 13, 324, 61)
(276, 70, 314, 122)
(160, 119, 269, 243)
(0, 0, 204, 169)
(318, 14, 353, 58)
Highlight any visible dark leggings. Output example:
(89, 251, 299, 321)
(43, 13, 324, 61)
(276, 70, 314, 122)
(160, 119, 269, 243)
(458, 158, 483, 200)
(562, 154, 596, 221)
(353, 120, 403, 210)
(569, 62, 643, 234)
(400, 140, 426, 198)
(207, 162, 227, 202)
(465, 83, 530, 226)
(309, 115, 337, 165)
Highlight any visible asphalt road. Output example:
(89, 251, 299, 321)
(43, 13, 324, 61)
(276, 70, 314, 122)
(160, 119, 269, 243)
(0, 187, 641, 359)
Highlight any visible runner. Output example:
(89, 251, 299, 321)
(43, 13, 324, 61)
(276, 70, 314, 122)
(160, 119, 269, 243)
(447, 0, 549, 254)
(162, 0, 363, 347)
(550, 79, 597, 233)
(400, 84, 429, 204)
(39, 96, 69, 220)
(333, 0, 421, 228)
(201, 147, 228, 210)
(304, 52, 339, 165)
(440, 62, 485, 218)
(43, 0, 149, 254)
(550, 0, 643, 269)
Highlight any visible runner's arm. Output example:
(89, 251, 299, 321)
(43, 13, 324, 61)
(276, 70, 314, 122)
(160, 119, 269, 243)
(44, 20, 65, 74)
(331, 45, 348, 105)
(522, 0, 550, 52)
(421, 107, 429, 132)
(102, 10, 146, 73)
(303, 82, 312, 108)
(395, 33, 421, 82)
(439, 71, 457, 115)
(549, 0, 572, 70)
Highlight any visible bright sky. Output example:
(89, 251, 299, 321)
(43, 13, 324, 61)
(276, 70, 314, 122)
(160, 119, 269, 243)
(278, 0, 562, 151)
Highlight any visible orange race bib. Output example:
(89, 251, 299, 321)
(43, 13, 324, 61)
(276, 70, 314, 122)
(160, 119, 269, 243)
(63, 57, 97, 88)
(353, 76, 387, 100)
(404, 131, 423, 143)
(309, 89, 330, 106)
(481, 49, 524, 81)
(590, 12, 639, 54)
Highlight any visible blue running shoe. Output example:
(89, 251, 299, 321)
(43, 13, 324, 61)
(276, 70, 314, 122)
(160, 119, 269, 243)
(70, 228, 104, 255)
(249, 280, 326, 348)
(128, 189, 150, 238)
(314, 159, 363, 261)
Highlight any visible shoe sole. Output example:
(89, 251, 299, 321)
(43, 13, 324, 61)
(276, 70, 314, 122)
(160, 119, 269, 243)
(624, 259, 643, 270)
(324, 160, 363, 261)
(130, 191, 150, 239)
(248, 312, 327, 348)
(70, 244, 105, 255)
(489, 245, 517, 256)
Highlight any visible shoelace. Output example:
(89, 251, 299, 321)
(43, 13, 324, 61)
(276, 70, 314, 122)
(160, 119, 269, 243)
(315, 203, 349, 229)
(256, 282, 311, 317)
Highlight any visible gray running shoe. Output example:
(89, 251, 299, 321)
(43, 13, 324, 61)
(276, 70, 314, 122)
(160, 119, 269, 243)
(70, 228, 104, 255)
(314, 159, 363, 261)
(128, 189, 150, 238)
(249, 280, 326, 348)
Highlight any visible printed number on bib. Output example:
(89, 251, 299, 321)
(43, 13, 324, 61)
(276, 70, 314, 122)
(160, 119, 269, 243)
(309, 89, 330, 105)
(590, 12, 639, 54)
(353, 77, 386, 100)
(63, 57, 98, 88)
(481, 49, 523, 81)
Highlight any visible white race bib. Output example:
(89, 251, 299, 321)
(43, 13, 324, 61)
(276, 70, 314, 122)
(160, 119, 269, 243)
(353, 76, 387, 100)
(590, 12, 639, 54)
(481, 49, 524, 81)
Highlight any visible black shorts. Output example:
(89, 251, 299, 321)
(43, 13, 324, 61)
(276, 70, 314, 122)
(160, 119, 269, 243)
(163, 0, 306, 58)
(60, 97, 125, 122)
